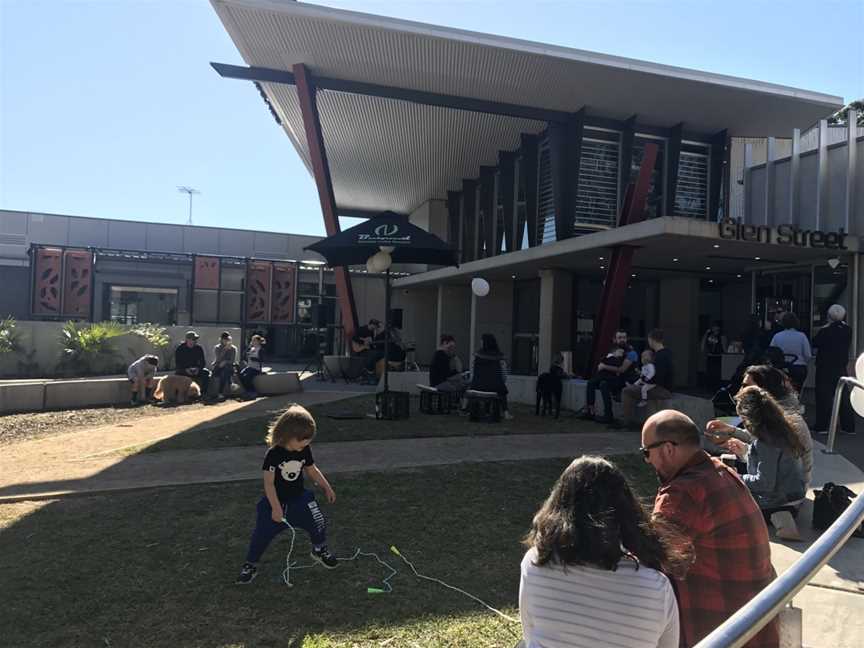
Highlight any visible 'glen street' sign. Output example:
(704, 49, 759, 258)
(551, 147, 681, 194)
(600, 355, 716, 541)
(718, 219, 848, 250)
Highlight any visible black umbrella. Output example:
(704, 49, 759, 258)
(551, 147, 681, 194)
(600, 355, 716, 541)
(304, 211, 458, 267)
(304, 211, 458, 399)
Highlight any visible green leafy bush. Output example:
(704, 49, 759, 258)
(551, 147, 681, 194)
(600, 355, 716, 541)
(0, 316, 21, 354)
(59, 320, 127, 374)
(130, 323, 170, 349)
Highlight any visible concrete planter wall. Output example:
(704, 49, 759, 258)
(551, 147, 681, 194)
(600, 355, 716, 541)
(0, 322, 240, 379)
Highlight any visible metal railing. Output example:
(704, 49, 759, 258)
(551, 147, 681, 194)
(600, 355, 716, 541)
(695, 374, 864, 648)
(825, 376, 864, 454)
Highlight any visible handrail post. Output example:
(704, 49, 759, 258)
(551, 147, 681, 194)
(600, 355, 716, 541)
(825, 376, 864, 454)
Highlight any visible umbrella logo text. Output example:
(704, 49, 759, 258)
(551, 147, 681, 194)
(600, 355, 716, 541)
(374, 224, 399, 237)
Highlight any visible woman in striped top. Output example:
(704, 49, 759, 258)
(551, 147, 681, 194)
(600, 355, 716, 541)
(519, 456, 692, 648)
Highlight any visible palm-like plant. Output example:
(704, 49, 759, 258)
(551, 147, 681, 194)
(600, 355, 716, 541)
(0, 316, 21, 354)
(59, 321, 127, 374)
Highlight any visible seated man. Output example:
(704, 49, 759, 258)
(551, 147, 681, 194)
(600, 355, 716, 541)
(581, 330, 638, 425)
(352, 318, 383, 373)
(429, 334, 467, 393)
(174, 330, 211, 398)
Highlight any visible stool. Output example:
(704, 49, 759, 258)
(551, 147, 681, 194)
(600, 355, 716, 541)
(418, 384, 454, 414)
(465, 389, 501, 423)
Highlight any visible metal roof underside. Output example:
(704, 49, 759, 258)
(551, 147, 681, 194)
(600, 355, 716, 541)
(212, 0, 844, 215)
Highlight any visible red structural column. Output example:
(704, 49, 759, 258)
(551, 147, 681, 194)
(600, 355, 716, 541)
(589, 142, 658, 375)
(293, 63, 359, 339)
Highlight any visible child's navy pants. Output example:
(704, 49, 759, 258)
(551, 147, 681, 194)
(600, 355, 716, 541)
(245, 490, 327, 563)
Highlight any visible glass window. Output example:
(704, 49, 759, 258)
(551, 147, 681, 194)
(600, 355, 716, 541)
(813, 263, 849, 328)
(576, 134, 620, 230)
(109, 286, 178, 325)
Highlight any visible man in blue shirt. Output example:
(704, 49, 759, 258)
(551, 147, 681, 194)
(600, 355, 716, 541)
(581, 330, 638, 425)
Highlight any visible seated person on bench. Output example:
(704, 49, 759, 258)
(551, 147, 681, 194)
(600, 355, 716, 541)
(351, 318, 383, 373)
(581, 330, 639, 424)
(469, 333, 513, 420)
(429, 334, 467, 394)
(707, 385, 806, 539)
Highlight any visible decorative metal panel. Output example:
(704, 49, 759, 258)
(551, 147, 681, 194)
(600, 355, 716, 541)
(676, 152, 709, 218)
(246, 261, 272, 322)
(194, 256, 221, 290)
(32, 247, 62, 315)
(575, 138, 619, 229)
(271, 263, 296, 323)
(62, 250, 93, 318)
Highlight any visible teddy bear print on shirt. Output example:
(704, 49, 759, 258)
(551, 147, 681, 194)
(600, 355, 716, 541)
(279, 459, 305, 481)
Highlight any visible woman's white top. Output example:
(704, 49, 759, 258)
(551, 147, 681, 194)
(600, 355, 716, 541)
(519, 548, 679, 648)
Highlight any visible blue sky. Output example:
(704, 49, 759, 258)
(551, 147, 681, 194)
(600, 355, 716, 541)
(1, 0, 862, 236)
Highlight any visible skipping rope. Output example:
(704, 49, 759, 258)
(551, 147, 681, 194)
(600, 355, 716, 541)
(279, 518, 520, 634)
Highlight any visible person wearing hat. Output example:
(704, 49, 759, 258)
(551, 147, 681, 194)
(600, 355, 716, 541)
(174, 331, 210, 398)
(212, 331, 238, 400)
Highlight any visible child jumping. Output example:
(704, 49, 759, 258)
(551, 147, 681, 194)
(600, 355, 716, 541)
(236, 404, 338, 585)
(633, 349, 656, 407)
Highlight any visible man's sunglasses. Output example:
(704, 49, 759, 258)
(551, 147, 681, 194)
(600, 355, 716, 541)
(639, 440, 678, 459)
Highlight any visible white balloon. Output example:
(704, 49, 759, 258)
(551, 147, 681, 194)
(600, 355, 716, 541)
(379, 245, 395, 254)
(855, 352, 864, 382)
(368, 250, 392, 273)
(366, 257, 377, 273)
(471, 277, 490, 297)
(851, 387, 864, 418)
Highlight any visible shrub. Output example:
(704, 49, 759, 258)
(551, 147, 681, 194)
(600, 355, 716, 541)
(0, 316, 21, 354)
(59, 320, 127, 374)
(130, 323, 170, 349)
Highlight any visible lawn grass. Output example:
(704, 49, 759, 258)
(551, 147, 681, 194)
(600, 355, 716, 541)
(0, 456, 657, 648)
(142, 395, 600, 455)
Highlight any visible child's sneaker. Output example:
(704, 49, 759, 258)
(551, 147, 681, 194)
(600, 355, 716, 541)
(310, 546, 339, 569)
(636, 400, 648, 408)
(235, 562, 257, 584)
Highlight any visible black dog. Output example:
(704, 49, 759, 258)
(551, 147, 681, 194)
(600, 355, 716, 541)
(536, 367, 564, 418)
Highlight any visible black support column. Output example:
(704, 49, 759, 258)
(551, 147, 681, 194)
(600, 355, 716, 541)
(447, 191, 461, 248)
(520, 134, 539, 248)
(619, 115, 637, 215)
(709, 130, 728, 221)
(499, 151, 517, 253)
(548, 109, 584, 241)
(461, 179, 477, 263)
(479, 166, 497, 258)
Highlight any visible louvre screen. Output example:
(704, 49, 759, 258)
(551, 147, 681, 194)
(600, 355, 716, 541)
(575, 138, 619, 231)
(676, 151, 709, 218)
(537, 141, 556, 245)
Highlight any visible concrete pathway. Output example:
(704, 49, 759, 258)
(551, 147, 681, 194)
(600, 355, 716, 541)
(0, 429, 637, 501)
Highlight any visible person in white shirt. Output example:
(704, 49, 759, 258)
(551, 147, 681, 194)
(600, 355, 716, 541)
(632, 349, 656, 407)
(519, 456, 690, 648)
(769, 312, 812, 393)
(127, 354, 159, 406)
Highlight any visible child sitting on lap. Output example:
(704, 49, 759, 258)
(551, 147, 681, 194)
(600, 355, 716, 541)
(236, 404, 338, 585)
(632, 349, 656, 408)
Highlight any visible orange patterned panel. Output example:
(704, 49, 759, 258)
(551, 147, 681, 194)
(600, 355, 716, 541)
(246, 261, 272, 322)
(194, 256, 220, 290)
(62, 250, 93, 318)
(32, 248, 62, 315)
(271, 263, 296, 323)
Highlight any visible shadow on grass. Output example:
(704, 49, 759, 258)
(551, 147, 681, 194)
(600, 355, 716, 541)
(139, 394, 599, 455)
(0, 457, 657, 648)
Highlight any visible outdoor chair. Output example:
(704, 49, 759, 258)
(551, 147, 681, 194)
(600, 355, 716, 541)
(465, 389, 501, 422)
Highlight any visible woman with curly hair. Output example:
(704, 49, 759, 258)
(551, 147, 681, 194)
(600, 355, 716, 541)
(519, 456, 692, 648)
(722, 385, 807, 517)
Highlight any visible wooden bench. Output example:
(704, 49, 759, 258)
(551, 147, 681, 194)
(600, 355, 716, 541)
(465, 389, 502, 423)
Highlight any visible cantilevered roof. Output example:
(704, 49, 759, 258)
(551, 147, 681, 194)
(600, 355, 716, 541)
(211, 0, 844, 215)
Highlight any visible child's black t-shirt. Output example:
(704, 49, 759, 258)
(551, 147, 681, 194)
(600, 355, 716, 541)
(262, 445, 314, 502)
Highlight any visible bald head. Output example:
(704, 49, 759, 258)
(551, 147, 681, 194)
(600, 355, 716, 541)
(641, 410, 702, 482)
(645, 410, 701, 445)
(644, 410, 701, 447)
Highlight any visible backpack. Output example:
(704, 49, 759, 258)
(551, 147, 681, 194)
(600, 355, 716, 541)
(812, 482, 864, 537)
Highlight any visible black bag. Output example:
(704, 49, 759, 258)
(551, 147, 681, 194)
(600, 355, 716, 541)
(812, 482, 864, 537)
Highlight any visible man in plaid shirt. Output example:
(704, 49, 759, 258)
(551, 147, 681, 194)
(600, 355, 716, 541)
(642, 410, 779, 648)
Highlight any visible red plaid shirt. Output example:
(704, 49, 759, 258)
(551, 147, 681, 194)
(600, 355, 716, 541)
(654, 451, 779, 648)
